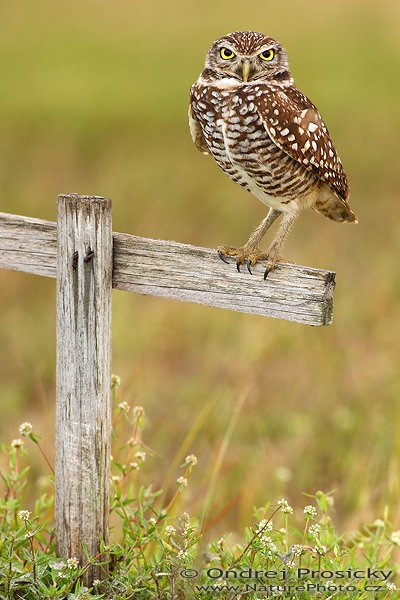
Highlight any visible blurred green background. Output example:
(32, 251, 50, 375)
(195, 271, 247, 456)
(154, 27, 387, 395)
(0, 0, 399, 537)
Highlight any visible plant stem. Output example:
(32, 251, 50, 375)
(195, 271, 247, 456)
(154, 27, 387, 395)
(235, 506, 282, 564)
(112, 479, 137, 541)
(34, 440, 55, 475)
(12, 449, 19, 526)
(8, 536, 14, 598)
(25, 524, 38, 588)
(164, 465, 190, 515)
(285, 514, 289, 553)
(67, 552, 106, 591)
(299, 520, 309, 568)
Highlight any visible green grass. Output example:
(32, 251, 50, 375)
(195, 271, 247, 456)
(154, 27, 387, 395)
(0, 0, 400, 567)
(1, 393, 399, 599)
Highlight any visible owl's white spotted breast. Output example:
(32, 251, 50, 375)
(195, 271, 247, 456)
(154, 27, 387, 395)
(190, 80, 317, 212)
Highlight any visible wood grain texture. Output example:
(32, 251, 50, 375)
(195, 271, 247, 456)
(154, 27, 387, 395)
(0, 210, 335, 326)
(113, 234, 335, 326)
(0, 212, 56, 277)
(55, 195, 112, 583)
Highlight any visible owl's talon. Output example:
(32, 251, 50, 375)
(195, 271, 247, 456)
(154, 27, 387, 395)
(217, 250, 230, 264)
(246, 259, 253, 275)
(218, 244, 280, 279)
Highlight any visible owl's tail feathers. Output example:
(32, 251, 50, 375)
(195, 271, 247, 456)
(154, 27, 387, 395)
(313, 187, 358, 224)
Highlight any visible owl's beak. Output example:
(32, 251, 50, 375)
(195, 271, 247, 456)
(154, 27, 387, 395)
(242, 60, 251, 82)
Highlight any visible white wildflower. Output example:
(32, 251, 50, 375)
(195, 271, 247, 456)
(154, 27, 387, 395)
(185, 454, 198, 466)
(308, 523, 321, 538)
(118, 401, 130, 413)
(135, 451, 146, 462)
(177, 550, 187, 561)
(132, 406, 145, 418)
(93, 579, 101, 586)
(304, 505, 317, 518)
(313, 545, 327, 555)
(180, 512, 190, 534)
(111, 374, 121, 388)
(148, 517, 157, 526)
(52, 561, 66, 571)
(11, 439, 24, 448)
(277, 498, 293, 514)
(19, 422, 33, 436)
(286, 558, 295, 568)
(373, 519, 385, 528)
(390, 531, 400, 546)
(260, 535, 277, 554)
(291, 544, 303, 556)
(130, 461, 139, 470)
(18, 510, 31, 521)
(165, 526, 176, 536)
(25, 531, 34, 539)
(176, 476, 188, 489)
(386, 582, 396, 591)
(67, 557, 79, 568)
(257, 519, 273, 533)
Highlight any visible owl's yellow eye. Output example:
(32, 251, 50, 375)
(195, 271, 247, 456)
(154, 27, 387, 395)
(220, 47, 236, 60)
(259, 49, 275, 61)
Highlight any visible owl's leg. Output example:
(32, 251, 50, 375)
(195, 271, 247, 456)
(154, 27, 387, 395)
(263, 209, 299, 279)
(218, 208, 281, 273)
(244, 208, 282, 251)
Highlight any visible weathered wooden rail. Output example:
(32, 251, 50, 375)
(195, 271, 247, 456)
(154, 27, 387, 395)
(0, 203, 335, 326)
(0, 194, 336, 583)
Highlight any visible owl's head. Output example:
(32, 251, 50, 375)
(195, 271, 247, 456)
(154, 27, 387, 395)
(204, 31, 292, 84)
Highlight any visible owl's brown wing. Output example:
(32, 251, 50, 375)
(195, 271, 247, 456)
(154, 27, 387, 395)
(188, 102, 209, 155)
(255, 85, 351, 205)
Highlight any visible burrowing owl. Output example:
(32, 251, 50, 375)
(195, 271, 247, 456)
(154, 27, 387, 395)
(189, 31, 357, 278)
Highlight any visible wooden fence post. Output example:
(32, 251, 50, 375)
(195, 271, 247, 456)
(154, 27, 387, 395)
(55, 194, 113, 583)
